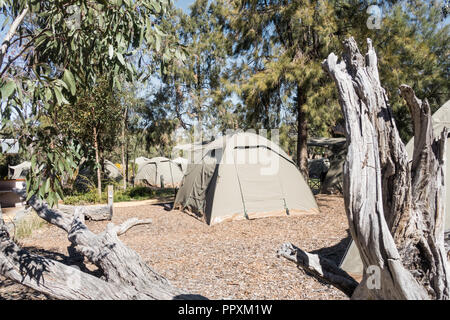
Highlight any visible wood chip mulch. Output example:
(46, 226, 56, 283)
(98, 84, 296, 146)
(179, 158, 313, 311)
(0, 194, 351, 300)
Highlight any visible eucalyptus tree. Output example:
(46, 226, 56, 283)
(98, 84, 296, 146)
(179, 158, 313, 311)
(51, 77, 123, 197)
(0, 0, 177, 206)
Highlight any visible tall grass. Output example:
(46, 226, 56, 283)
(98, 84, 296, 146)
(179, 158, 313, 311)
(13, 211, 48, 240)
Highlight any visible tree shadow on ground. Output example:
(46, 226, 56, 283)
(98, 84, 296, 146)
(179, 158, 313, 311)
(294, 230, 355, 292)
(310, 229, 352, 266)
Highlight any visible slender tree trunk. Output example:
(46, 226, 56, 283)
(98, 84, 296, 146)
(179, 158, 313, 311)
(121, 106, 128, 190)
(296, 84, 309, 179)
(93, 126, 102, 199)
(175, 83, 187, 130)
(132, 136, 139, 187)
(125, 138, 129, 187)
(0, 6, 28, 67)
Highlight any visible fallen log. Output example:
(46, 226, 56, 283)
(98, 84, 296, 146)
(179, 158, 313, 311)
(0, 227, 138, 299)
(58, 204, 112, 221)
(0, 193, 206, 299)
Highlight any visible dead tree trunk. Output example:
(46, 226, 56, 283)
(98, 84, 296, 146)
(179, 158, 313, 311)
(0, 192, 205, 300)
(279, 37, 449, 300)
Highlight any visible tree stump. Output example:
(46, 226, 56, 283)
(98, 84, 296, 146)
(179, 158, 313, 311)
(279, 37, 449, 300)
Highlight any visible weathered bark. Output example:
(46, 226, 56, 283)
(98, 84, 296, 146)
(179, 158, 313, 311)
(58, 204, 112, 221)
(0, 225, 145, 299)
(0, 192, 204, 300)
(280, 37, 449, 300)
(0, 6, 28, 67)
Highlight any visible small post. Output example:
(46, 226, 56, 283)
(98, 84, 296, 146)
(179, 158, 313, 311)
(107, 185, 114, 220)
(160, 175, 164, 188)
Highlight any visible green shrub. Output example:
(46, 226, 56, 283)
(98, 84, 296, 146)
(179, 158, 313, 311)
(63, 188, 102, 205)
(62, 186, 176, 205)
(128, 186, 154, 198)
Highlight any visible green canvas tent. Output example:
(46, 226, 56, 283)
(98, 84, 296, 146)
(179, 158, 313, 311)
(340, 100, 450, 277)
(173, 132, 319, 225)
(135, 156, 184, 187)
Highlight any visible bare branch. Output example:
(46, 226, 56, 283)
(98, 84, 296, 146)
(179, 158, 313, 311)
(113, 218, 152, 236)
(0, 6, 29, 67)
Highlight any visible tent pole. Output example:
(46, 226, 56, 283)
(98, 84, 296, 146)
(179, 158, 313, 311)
(233, 151, 248, 220)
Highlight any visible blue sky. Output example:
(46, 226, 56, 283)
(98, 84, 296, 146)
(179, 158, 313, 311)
(174, 0, 195, 13)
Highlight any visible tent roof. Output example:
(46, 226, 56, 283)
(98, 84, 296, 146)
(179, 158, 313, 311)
(149, 156, 171, 163)
(307, 137, 346, 148)
(8, 161, 31, 179)
(430, 100, 450, 136)
(173, 157, 188, 164)
(135, 156, 152, 165)
(9, 161, 31, 170)
(135, 156, 184, 187)
(201, 131, 293, 162)
(104, 160, 122, 179)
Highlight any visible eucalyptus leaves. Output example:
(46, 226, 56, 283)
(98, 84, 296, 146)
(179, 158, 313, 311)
(0, 0, 184, 206)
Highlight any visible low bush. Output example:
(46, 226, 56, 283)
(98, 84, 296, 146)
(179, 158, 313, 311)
(63, 186, 176, 205)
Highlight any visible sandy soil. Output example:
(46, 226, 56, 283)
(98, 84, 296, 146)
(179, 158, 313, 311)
(0, 194, 351, 300)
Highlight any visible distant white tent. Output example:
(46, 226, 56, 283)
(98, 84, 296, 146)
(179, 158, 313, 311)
(134, 156, 152, 169)
(104, 160, 123, 181)
(1, 139, 19, 154)
(135, 157, 184, 187)
(8, 161, 31, 180)
(172, 157, 189, 173)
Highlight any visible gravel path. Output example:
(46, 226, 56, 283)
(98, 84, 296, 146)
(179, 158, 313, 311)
(1, 194, 351, 300)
